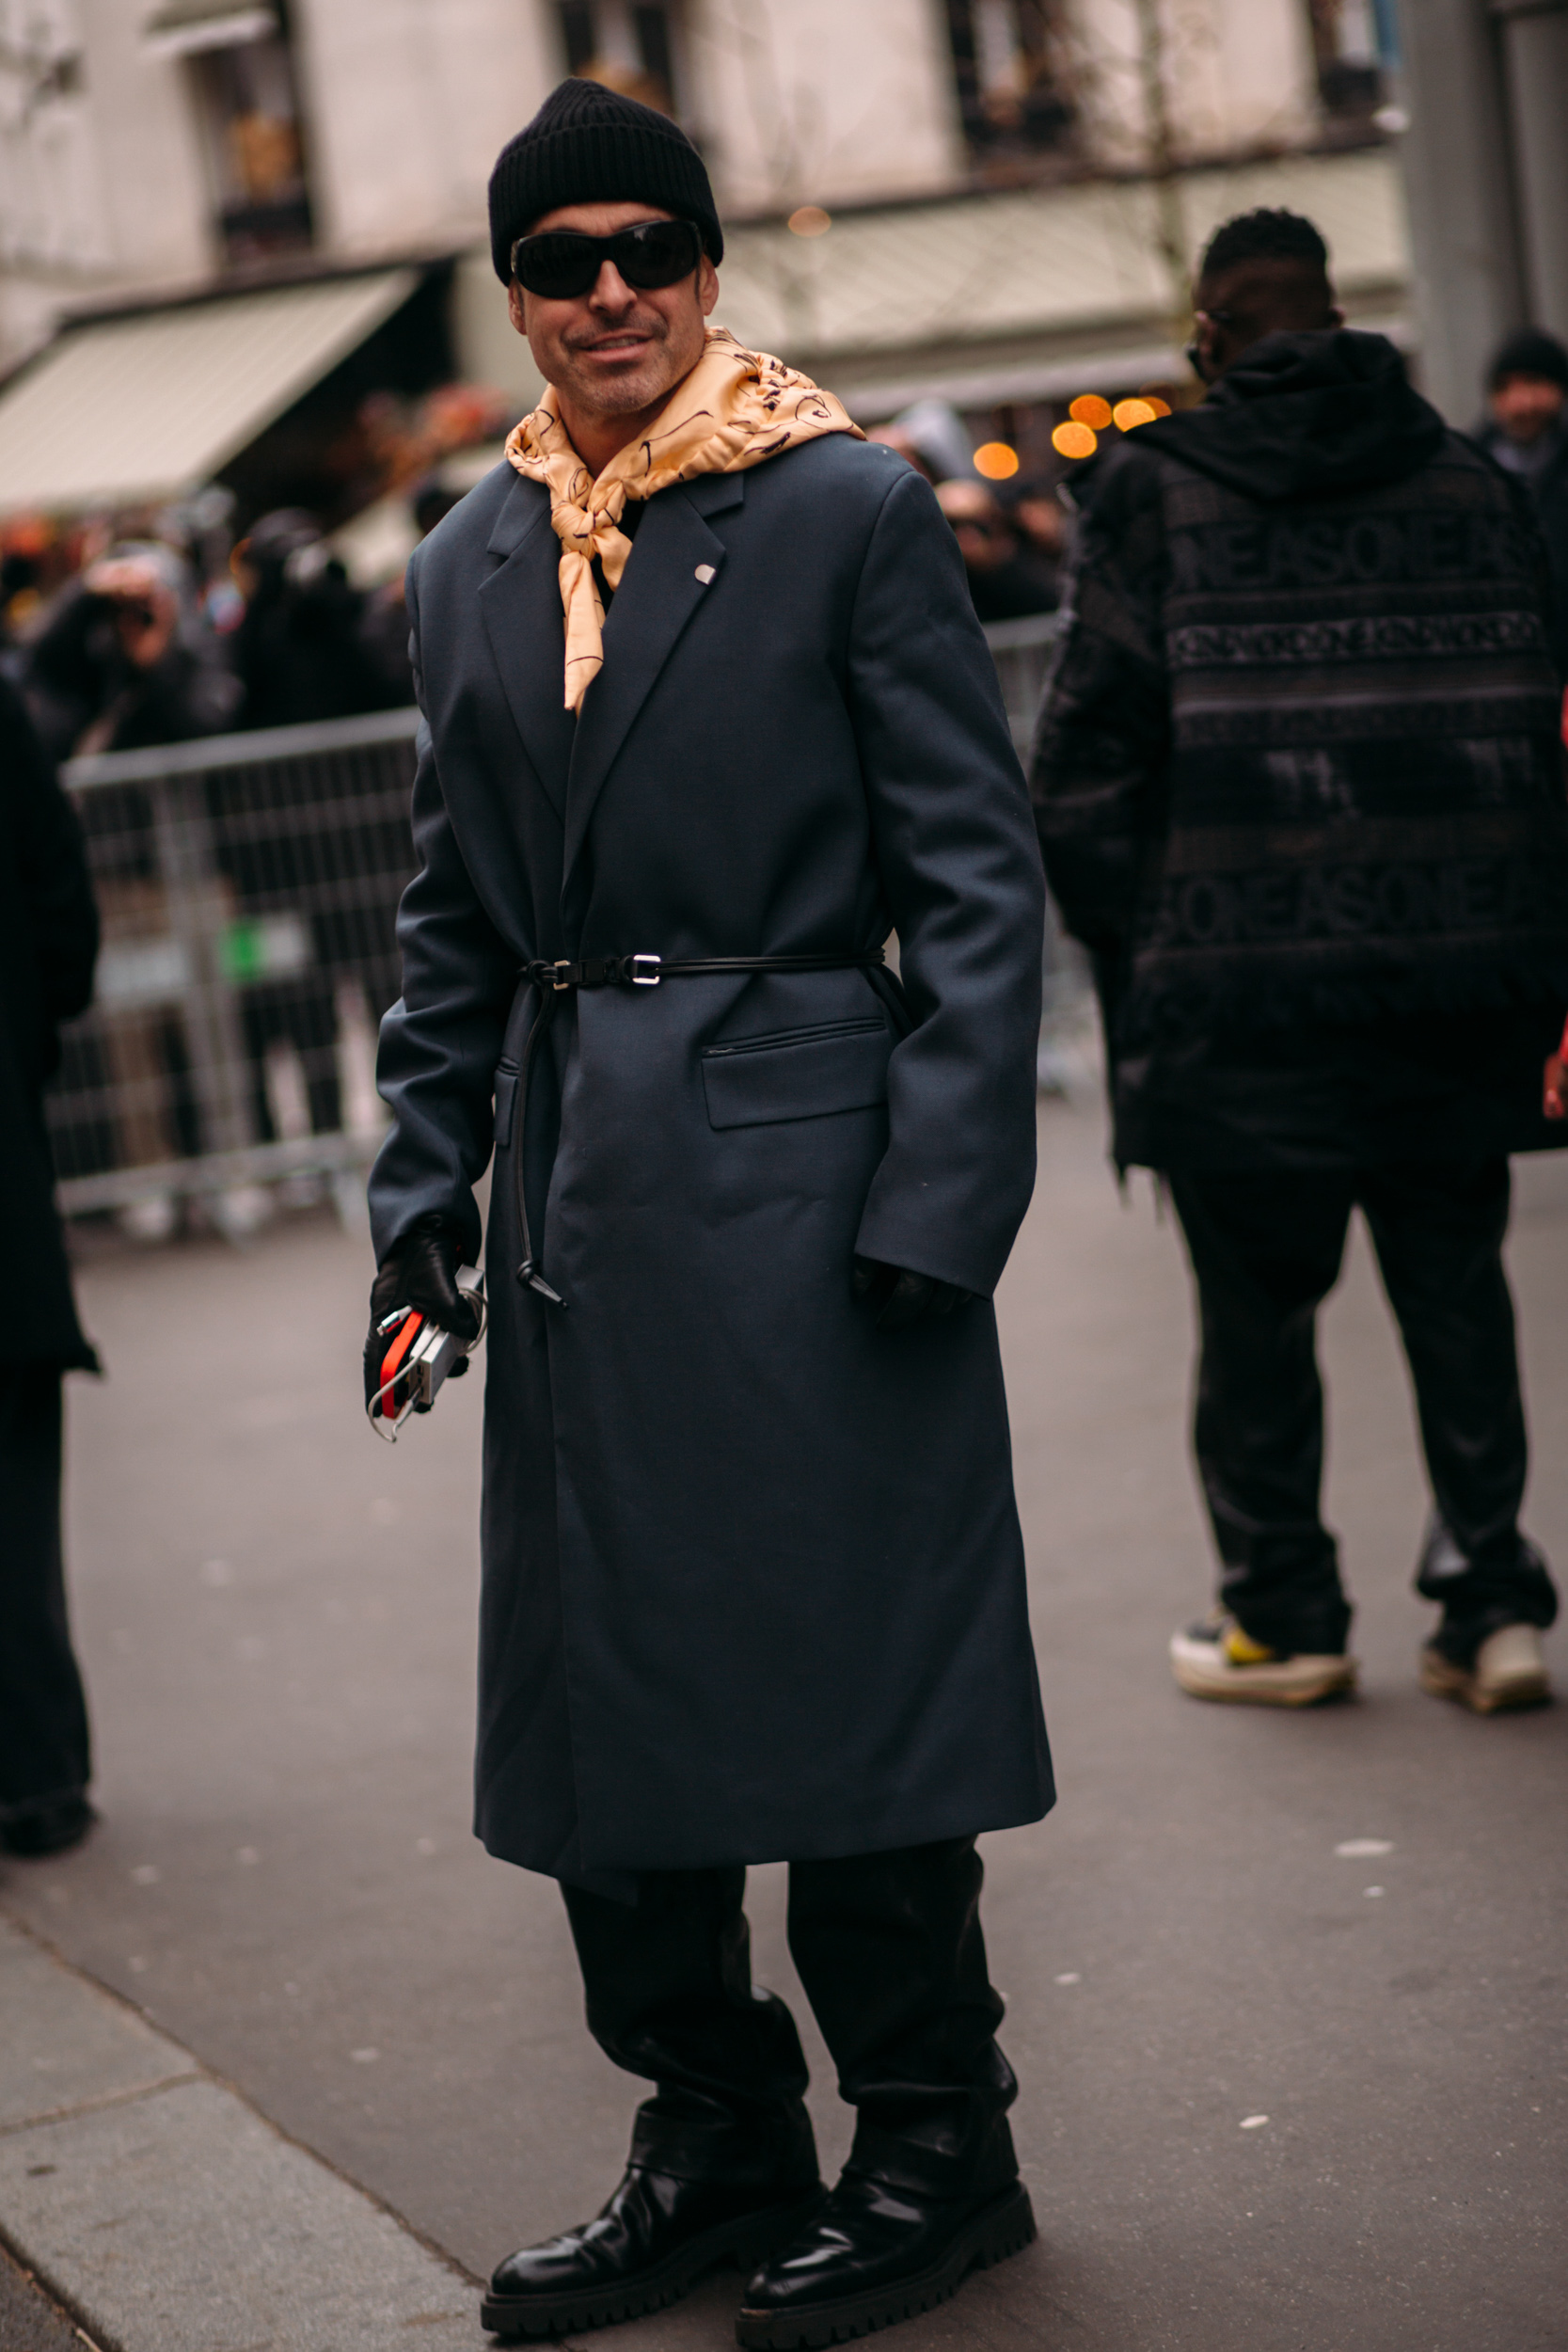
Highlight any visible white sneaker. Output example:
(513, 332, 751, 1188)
(209, 1184, 275, 1243)
(1170, 1613, 1358, 1708)
(119, 1193, 177, 1245)
(1419, 1624, 1550, 1714)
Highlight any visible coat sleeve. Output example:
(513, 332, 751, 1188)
(367, 554, 517, 1268)
(846, 465, 1045, 1297)
(1029, 448, 1170, 956)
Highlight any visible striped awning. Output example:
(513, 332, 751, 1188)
(0, 270, 418, 517)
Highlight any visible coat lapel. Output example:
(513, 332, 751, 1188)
(562, 474, 744, 885)
(477, 472, 575, 825)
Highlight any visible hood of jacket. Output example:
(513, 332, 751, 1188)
(1131, 328, 1448, 503)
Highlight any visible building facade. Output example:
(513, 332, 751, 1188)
(0, 0, 1413, 510)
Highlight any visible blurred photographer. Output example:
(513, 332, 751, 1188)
(24, 543, 239, 762)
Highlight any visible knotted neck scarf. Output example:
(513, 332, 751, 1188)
(504, 327, 862, 711)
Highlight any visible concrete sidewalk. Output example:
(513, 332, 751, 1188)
(0, 1915, 478, 2350)
(2, 1089, 1565, 2350)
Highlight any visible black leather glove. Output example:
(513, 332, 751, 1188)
(364, 1215, 481, 1418)
(852, 1255, 974, 1333)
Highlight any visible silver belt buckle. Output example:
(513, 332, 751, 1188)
(629, 953, 661, 986)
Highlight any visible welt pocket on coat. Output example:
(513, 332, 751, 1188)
(701, 1016, 890, 1132)
(494, 1061, 518, 1149)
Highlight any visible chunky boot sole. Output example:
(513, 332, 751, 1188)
(1170, 1632, 1357, 1708)
(1419, 1642, 1550, 1716)
(733, 2181, 1036, 2349)
(482, 2194, 820, 2340)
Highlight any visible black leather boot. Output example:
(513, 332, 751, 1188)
(483, 2161, 821, 2340)
(735, 2169, 1035, 2349)
(0, 1792, 95, 1857)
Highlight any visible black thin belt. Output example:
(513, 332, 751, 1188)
(510, 949, 894, 1302)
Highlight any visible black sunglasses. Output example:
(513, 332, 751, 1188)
(510, 217, 704, 300)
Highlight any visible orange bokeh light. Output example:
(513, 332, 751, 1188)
(1052, 421, 1099, 461)
(1112, 398, 1157, 431)
(1069, 394, 1113, 430)
(974, 441, 1020, 480)
(1143, 395, 1172, 416)
(787, 205, 832, 237)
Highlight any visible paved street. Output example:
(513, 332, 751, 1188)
(3, 1087, 1565, 2352)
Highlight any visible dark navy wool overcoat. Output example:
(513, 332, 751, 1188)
(370, 431, 1053, 1893)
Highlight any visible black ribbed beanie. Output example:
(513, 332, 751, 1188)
(1488, 326, 1568, 390)
(488, 79, 722, 284)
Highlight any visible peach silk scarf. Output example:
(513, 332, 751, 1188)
(504, 326, 862, 712)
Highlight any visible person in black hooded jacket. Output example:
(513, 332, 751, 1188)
(1032, 208, 1568, 1717)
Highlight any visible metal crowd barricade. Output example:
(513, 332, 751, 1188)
(50, 707, 420, 1221)
(984, 610, 1063, 760)
(977, 612, 1089, 1082)
(47, 613, 1066, 1226)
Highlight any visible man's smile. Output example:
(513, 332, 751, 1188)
(576, 331, 659, 358)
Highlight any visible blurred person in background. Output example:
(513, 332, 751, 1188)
(866, 396, 977, 486)
(936, 477, 1058, 622)
(1006, 473, 1068, 598)
(1476, 327, 1568, 680)
(24, 542, 239, 761)
(2, 518, 82, 672)
(410, 475, 465, 542)
(231, 509, 411, 731)
(0, 676, 100, 1858)
(365, 76, 1048, 2350)
(1033, 207, 1568, 1718)
(356, 476, 467, 693)
(1, 539, 45, 658)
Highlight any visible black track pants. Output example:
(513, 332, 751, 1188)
(1168, 1159, 1557, 1658)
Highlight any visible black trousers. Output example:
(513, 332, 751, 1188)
(1168, 1160, 1559, 1659)
(0, 1366, 91, 1816)
(561, 1837, 1018, 2201)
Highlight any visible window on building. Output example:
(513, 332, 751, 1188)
(555, 0, 680, 116)
(946, 0, 1074, 166)
(1307, 0, 1396, 123)
(185, 22, 311, 264)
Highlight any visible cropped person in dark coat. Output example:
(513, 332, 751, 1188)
(364, 82, 1049, 2349)
(1033, 209, 1568, 1717)
(0, 676, 100, 1858)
